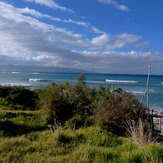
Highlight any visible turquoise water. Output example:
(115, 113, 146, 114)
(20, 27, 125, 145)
(0, 71, 163, 110)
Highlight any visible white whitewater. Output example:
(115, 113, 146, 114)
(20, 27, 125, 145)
(106, 79, 138, 83)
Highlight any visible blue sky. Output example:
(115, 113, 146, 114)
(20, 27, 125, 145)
(0, 0, 163, 74)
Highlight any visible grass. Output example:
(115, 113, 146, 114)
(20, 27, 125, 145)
(0, 109, 46, 137)
(0, 109, 163, 162)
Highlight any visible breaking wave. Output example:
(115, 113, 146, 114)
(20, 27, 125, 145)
(0, 82, 32, 87)
(29, 78, 42, 82)
(106, 79, 138, 83)
(127, 90, 145, 94)
(32, 72, 39, 74)
(12, 72, 21, 74)
(29, 78, 50, 82)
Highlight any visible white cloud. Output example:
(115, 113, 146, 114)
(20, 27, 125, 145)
(0, 2, 83, 60)
(98, 0, 129, 11)
(91, 26, 104, 34)
(25, 0, 74, 13)
(115, 33, 141, 42)
(0, 2, 160, 74)
(18, 6, 104, 36)
(106, 33, 141, 50)
(91, 33, 109, 47)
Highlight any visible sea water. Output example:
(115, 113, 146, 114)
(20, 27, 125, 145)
(0, 71, 163, 110)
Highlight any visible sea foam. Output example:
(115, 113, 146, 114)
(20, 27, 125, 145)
(106, 79, 138, 83)
(29, 78, 41, 82)
(12, 72, 20, 74)
(0, 82, 32, 87)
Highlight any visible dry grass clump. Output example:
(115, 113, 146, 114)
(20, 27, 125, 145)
(125, 118, 163, 163)
(126, 119, 152, 146)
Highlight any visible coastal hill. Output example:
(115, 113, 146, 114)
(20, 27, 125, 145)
(0, 65, 89, 73)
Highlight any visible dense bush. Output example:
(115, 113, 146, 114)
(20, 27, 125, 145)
(36, 74, 95, 125)
(35, 82, 76, 124)
(94, 87, 147, 135)
(0, 86, 39, 110)
(35, 74, 149, 136)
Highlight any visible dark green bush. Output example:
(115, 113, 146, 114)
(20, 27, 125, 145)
(0, 86, 39, 110)
(0, 85, 10, 97)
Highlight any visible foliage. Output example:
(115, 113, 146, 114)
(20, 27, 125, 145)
(34, 74, 150, 136)
(0, 74, 151, 136)
(94, 87, 147, 135)
(36, 75, 95, 125)
(35, 82, 76, 124)
(0, 86, 39, 110)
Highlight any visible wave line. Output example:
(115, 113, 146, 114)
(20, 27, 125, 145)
(106, 79, 138, 83)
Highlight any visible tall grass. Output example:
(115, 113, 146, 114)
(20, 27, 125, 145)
(126, 119, 152, 145)
(0, 123, 163, 162)
(125, 118, 163, 162)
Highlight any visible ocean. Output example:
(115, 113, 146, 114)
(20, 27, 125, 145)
(0, 71, 163, 111)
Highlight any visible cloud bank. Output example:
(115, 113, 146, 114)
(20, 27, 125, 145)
(0, 1, 162, 74)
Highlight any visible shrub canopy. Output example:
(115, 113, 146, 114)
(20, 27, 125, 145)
(0, 86, 39, 110)
(35, 74, 148, 135)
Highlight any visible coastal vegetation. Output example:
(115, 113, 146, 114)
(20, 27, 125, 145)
(0, 74, 163, 162)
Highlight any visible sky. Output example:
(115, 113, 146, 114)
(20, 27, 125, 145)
(0, 0, 163, 75)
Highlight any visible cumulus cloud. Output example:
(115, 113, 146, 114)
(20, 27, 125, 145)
(25, 0, 74, 13)
(98, 0, 129, 11)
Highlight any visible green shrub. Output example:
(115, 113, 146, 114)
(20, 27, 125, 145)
(94, 88, 147, 135)
(35, 74, 149, 137)
(7, 86, 39, 110)
(0, 86, 39, 110)
(36, 76, 95, 125)
(0, 97, 8, 106)
(36, 82, 76, 124)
